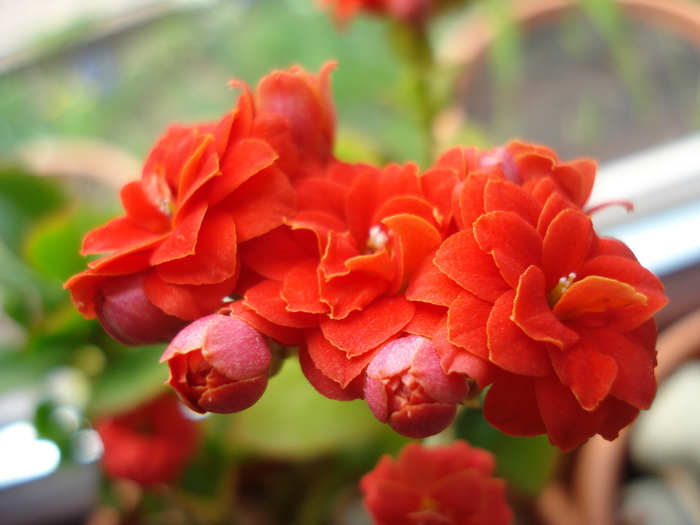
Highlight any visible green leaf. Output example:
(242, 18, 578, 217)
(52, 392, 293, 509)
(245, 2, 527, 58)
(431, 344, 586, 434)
(24, 206, 112, 282)
(228, 358, 385, 459)
(89, 344, 169, 414)
(0, 167, 67, 251)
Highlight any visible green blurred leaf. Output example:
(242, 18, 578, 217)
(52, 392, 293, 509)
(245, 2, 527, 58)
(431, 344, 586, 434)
(24, 206, 111, 282)
(229, 358, 385, 459)
(455, 406, 559, 495)
(89, 344, 168, 414)
(0, 167, 67, 251)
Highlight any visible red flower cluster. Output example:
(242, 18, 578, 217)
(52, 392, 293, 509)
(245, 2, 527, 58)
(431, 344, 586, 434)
(96, 393, 200, 486)
(68, 62, 667, 450)
(360, 440, 512, 525)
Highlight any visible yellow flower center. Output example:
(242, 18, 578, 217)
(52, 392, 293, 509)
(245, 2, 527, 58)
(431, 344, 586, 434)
(547, 272, 576, 308)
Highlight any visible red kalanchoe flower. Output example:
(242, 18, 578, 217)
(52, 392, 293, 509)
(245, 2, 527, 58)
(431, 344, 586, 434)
(360, 440, 512, 525)
(421, 144, 668, 450)
(239, 160, 450, 400)
(96, 393, 200, 486)
(364, 335, 469, 438)
(65, 63, 338, 344)
(161, 312, 275, 414)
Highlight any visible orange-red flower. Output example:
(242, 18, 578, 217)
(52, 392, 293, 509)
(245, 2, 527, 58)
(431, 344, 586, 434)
(417, 144, 667, 450)
(239, 160, 450, 400)
(360, 440, 512, 525)
(96, 393, 200, 486)
(66, 64, 337, 344)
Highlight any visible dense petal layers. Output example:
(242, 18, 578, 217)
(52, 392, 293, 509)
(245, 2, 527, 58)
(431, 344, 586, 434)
(66, 64, 337, 343)
(429, 144, 667, 449)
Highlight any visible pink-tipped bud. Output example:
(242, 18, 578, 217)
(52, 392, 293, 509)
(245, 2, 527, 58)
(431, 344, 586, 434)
(96, 273, 188, 345)
(160, 314, 273, 414)
(364, 336, 469, 438)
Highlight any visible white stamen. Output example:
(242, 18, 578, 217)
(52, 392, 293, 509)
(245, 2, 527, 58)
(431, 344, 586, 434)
(368, 225, 389, 252)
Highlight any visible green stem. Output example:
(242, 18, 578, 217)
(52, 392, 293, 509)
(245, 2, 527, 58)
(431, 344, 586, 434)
(391, 21, 439, 167)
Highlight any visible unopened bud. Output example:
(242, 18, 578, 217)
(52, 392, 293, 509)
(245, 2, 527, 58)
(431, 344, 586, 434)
(161, 314, 273, 414)
(364, 336, 469, 438)
(96, 273, 187, 345)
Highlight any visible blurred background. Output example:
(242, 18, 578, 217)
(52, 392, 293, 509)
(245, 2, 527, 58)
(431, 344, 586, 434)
(1, 0, 700, 524)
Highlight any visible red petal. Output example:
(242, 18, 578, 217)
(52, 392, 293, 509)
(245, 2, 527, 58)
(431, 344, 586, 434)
(487, 291, 552, 376)
(434, 230, 509, 303)
(430, 470, 484, 516)
(547, 331, 618, 410)
(82, 216, 164, 256)
(447, 291, 491, 360)
(552, 275, 650, 330)
(281, 259, 328, 314)
(305, 327, 376, 387)
(535, 189, 571, 236)
(541, 208, 595, 291)
(403, 302, 448, 338)
(591, 326, 657, 409)
(597, 396, 640, 441)
(512, 265, 579, 350)
(144, 272, 235, 320)
(220, 166, 296, 242)
(155, 209, 237, 285)
(483, 179, 541, 227)
(120, 180, 171, 233)
(229, 301, 303, 346)
(458, 173, 489, 231)
(405, 251, 462, 306)
(433, 317, 496, 386)
(150, 200, 208, 265)
(208, 139, 279, 206)
(473, 210, 542, 289)
(573, 255, 668, 330)
(244, 279, 318, 328)
(319, 271, 390, 319)
(534, 374, 606, 450)
(298, 344, 363, 401)
(240, 226, 316, 281)
(383, 213, 442, 292)
(319, 295, 415, 356)
(483, 371, 546, 437)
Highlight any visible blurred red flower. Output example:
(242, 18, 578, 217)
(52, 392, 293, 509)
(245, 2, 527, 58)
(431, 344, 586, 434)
(421, 144, 667, 449)
(66, 63, 337, 344)
(319, 0, 439, 27)
(96, 394, 200, 486)
(360, 440, 512, 525)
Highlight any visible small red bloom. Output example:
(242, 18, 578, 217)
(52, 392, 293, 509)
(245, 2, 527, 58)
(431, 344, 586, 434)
(319, 0, 441, 27)
(360, 440, 512, 525)
(424, 144, 668, 449)
(161, 312, 274, 414)
(96, 393, 200, 486)
(364, 335, 469, 438)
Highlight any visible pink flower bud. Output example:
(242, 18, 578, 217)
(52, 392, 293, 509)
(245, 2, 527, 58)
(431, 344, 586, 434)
(160, 314, 273, 414)
(364, 336, 469, 438)
(95, 273, 188, 345)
